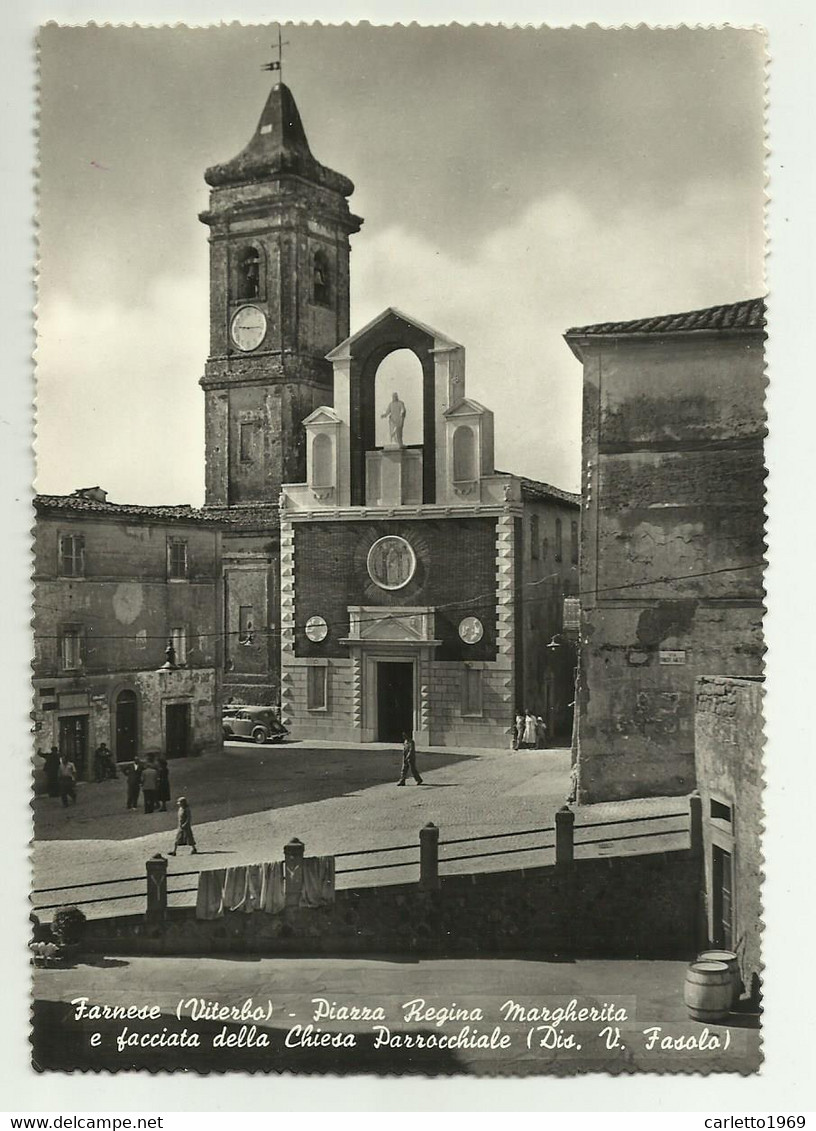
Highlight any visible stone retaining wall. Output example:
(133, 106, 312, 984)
(78, 848, 701, 960)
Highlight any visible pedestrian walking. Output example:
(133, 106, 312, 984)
(535, 715, 547, 749)
(141, 756, 159, 814)
(397, 733, 423, 786)
(57, 754, 77, 807)
(156, 755, 171, 812)
(124, 761, 141, 810)
(39, 745, 61, 797)
(169, 796, 197, 855)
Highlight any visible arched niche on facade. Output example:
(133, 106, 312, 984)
(312, 248, 331, 307)
(312, 432, 334, 488)
(346, 312, 439, 505)
(233, 243, 265, 302)
(374, 348, 424, 449)
(452, 424, 477, 484)
(303, 406, 342, 503)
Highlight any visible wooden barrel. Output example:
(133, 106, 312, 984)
(698, 950, 741, 1006)
(683, 961, 733, 1022)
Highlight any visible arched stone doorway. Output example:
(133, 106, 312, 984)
(115, 689, 139, 763)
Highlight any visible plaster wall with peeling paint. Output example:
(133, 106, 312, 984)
(571, 327, 765, 802)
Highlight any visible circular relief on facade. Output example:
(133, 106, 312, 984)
(305, 615, 329, 643)
(366, 535, 417, 591)
(230, 304, 268, 351)
(459, 616, 484, 645)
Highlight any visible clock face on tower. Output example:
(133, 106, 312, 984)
(230, 305, 268, 352)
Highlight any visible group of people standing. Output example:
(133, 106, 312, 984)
(36, 744, 173, 815)
(124, 754, 172, 813)
(513, 709, 548, 750)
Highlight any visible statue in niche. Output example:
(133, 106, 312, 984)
(384, 542, 406, 587)
(381, 391, 407, 447)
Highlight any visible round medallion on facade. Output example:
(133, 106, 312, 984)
(366, 535, 417, 591)
(230, 305, 268, 351)
(304, 615, 329, 643)
(458, 616, 484, 645)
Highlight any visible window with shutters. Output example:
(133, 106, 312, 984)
(555, 517, 563, 562)
(571, 520, 579, 565)
(58, 534, 85, 577)
(59, 625, 84, 670)
(170, 626, 188, 665)
(167, 539, 188, 579)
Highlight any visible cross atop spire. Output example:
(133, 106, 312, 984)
(261, 24, 289, 82)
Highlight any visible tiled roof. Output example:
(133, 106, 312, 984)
(519, 478, 581, 508)
(34, 494, 223, 524)
(565, 297, 766, 337)
(203, 503, 280, 529)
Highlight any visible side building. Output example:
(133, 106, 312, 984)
(279, 308, 579, 748)
(32, 488, 223, 779)
(564, 298, 766, 802)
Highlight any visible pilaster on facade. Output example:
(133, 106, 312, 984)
(495, 511, 517, 715)
(279, 519, 296, 727)
(350, 652, 363, 734)
(496, 511, 516, 659)
(418, 653, 432, 738)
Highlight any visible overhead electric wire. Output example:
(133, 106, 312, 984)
(29, 559, 764, 644)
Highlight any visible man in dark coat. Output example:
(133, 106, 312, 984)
(156, 756, 171, 812)
(39, 746, 61, 798)
(124, 761, 141, 810)
(141, 756, 159, 814)
(397, 733, 423, 786)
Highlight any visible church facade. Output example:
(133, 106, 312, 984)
(32, 76, 579, 770)
(278, 308, 579, 748)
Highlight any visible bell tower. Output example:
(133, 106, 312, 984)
(200, 81, 363, 507)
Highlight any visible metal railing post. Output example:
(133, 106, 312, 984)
(555, 805, 575, 869)
(284, 837, 305, 907)
(419, 822, 440, 890)
(145, 853, 168, 923)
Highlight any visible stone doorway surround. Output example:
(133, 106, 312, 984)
(341, 606, 441, 745)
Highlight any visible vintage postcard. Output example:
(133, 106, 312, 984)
(30, 22, 766, 1076)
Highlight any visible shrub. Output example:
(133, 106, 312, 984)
(51, 905, 87, 947)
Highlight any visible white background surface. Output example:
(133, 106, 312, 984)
(2, 0, 813, 1115)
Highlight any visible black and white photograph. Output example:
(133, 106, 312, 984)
(26, 20, 769, 1078)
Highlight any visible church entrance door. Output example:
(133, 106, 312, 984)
(376, 661, 414, 742)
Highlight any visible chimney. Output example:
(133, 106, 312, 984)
(74, 486, 108, 504)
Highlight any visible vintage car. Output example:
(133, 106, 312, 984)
(222, 705, 288, 745)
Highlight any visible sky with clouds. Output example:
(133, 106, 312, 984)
(36, 23, 766, 504)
